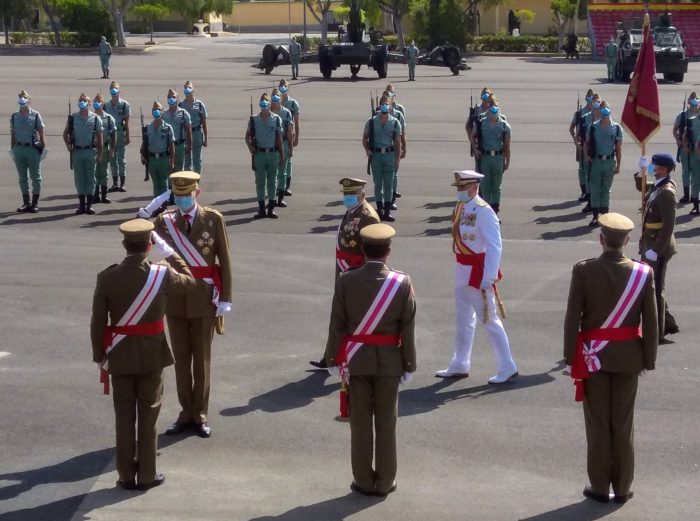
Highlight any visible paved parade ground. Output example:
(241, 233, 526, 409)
(0, 34, 699, 520)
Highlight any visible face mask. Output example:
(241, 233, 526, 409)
(78, 100, 89, 110)
(152, 109, 162, 119)
(647, 164, 655, 176)
(585, 95, 593, 103)
(592, 101, 601, 110)
(93, 101, 103, 110)
(489, 106, 499, 114)
(18, 97, 28, 106)
(481, 93, 490, 101)
(279, 86, 288, 94)
(184, 87, 193, 95)
(167, 97, 177, 106)
(380, 104, 390, 113)
(600, 107, 611, 117)
(271, 94, 281, 103)
(174, 195, 194, 212)
(259, 100, 270, 109)
(457, 191, 470, 202)
(343, 194, 359, 208)
(690, 98, 700, 107)
(110, 88, 119, 96)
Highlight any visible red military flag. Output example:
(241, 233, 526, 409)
(621, 13, 661, 146)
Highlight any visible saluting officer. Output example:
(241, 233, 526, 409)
(153, 172, 233, 439)
(279, 79, 300, 195)
(163, 88, 192, 172)
(91, 218, 195, 491)
(289, 36, 301, 79)
(324, 223, 416, 497)
(270, 88, 294, 209)
(310, 177, 380, 370)
(142, 101, 175, 197)
(10, 89, 46, 213)
(179, 80, 208, 173)
(564, 212, 657, 504)
(104, 81, 131, 193)
(63, 93, 103, 215)
(92, 92, 117, 205)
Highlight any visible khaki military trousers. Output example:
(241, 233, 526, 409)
(349, 374, 400, 494)
(111, 370, 164, 484)
(167, 313, 215, 424)
(583, 370, 638, 497)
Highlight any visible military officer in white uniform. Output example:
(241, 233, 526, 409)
(436, 170, 518, 384)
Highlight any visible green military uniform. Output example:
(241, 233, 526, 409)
(163, 105, 191, 172)
(70, 110, 103, 200)
(282, 94, 300, 193)
(99, 37, 112, 78)
(275, 104, 294, 205)
(674, 109, 691, 201)
(364, 112, 402, 215)
(604, 41, 618, 81)
(324, 224, 416, 496)
(10, 107, 44, 210)
(290, 39, 301, 79)
(389, 107, 406, 207)
(468, 101, 490, 172)
(179, 98, 207, 173)
(90, 219, 196, 488)
(587, 118, 622, 215)
(688, 115, 700, 206)
(475, 113, 511, 211)
(572, 106, 593, 198)
(335, 178, 380, 278)
(104, 95, 130, 191)
(146, 120, 174, 197)
(93, 110, 116, 203)
(406, 43, 418, 81)
(251, 111, 283, 206)
(564, 213, 657, 501)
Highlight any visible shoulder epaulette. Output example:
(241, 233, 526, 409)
(203, 206, 224, 218)
(475, 198, 488, 208)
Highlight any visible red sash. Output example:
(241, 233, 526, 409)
(455, 252, 486, 288)
(336, 248, 365, 272)
(190, 265, 223, 297)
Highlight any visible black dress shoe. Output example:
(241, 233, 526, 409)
(350, 481, 374, 496)
(658, 337, 674, 345)
(309, 358, 328, 369)
(195, 422, 212, 438)
(583, 486, 610, 503)
(375, 481, 397, 497)
(165, 421, 191, 435)
(665, 324, 680, 335)
(116, 479, 137, 490)
(138, 473, 165, 491)
(613, 490, 634, 504)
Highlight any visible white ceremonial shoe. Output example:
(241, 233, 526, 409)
(488, 368, 519, 384)
(435, 368, 469, 378)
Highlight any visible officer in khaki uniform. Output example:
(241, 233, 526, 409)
(564, 213, 657, 504)
(634, 153, 679, 341)
(324, 224, 416, 497)
(90, 219, 196, 490)
(153, 172, 233, 438)
(310, 178, 380, 370)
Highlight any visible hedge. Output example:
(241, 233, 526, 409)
(8, 31, 105, 47)
(468, 35, 592, 53)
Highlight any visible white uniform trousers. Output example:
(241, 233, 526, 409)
(447, 285, 517, 374)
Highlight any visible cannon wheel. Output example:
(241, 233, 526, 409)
(319, 46, 333, 79)
(442, 46, 461, 68)
(264, 66, 274, 75)
(373, 48, 388, 79)
(450, 66, 460, 75)
(350, 64, 361, 77)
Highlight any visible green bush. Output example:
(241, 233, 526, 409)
(469, 35, 591, 53)
(58, 0, 115, 46)
(9, 32, 29, 45)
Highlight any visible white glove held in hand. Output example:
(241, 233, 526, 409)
(144, 189, 172, 214)
(400, 372, 413, 385)
(151, 231, 175, 258)
(137, 207, 151, 218)
(638, 156, 649, 170)
(644, 249, 658, 262)
(216, 301, 232, 317)
(327, 365, 340, 378)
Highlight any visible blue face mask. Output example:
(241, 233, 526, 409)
(279, 86, 288, 94)
(152, 109, 162, 119)
(93, 101, 102, 110)
(78, 100, 89, 110)
(592, 101, 601, 110)
(481, 92, 490, 101)
(343, 194, 359, 208)
(647, 164, 655, 175)
(18, 97, 28, 106)
(457, 191, 470, 202)
(184, 86, 193, 95)
(586, 95, 593, 103)
(271, 94, 281, 103)
(690, 98, 700, 107)
(489, 106, 499, 114)
(380, 104, 390, 113)
(600, 107, 611, 117)
(174, 195, 194, 212)
(259, 100, 270, 109)
(167, 97, 177, 106)
(110, 88, 119, 96)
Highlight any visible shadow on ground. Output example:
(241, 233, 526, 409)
(248, 492, 384, 521)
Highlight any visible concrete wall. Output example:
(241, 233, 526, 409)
(479, 0, 589, 36)
(222, 1, 343, 33)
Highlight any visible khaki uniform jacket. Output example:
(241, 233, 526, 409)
(634, 173, 677, 258)
(90, 253, 196, 374)
(563, 251, 658, 372)
(154, 205, 233, 318)
(324, 261, 417, 376)
(336, 200, 380, 277)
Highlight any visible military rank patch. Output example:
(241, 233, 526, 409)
(462, 213, 477, 227)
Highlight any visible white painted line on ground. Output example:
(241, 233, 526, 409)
(0, 351, 10, 358)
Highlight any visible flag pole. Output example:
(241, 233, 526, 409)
(641, 143, 646, 225)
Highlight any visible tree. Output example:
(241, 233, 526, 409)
(97, 0, 133, 47)
(0, 0, 36, 45)
(376, 0, 409, 49)
(514, 8, 535, 32)
(39, 0, 63, 47)
(163, 0, 234, 32)
(410, 0, 470, 49)
(306, 0, 333, 44)
(133, 3, 168, 43)
(551, 0, 577, 49)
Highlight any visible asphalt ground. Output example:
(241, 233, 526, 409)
(0, 35, 698, 521)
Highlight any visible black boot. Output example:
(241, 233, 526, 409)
(382, 202, 395, 222)
(589, 209, 599, 227)
(690, 198, 700, 215)
(390, 194, 398, 210)
(376, 201, 384, 215)
(679, 186, 690, 204)
(92, 186, 101, 204)
(276, 191, 287, 208)
(601, 207, 609, 215)
(267, 200, 278, 219)
(492, 203, 500, 214)
(581, 194, 592, 213)
(253, 200, 266, 219)
(108, 176, 119, 192)
(578, 184, 587, 202)
(284, 177, 292, 196)
(85, 194, 96, 215)
(101, 185, 111, 204)
(118, 175, 126, 192)
(394, 191, 402, 199)
(76, 195, 86, 215)
(30, 193, 40, 213)
(17, 193, 32, 213)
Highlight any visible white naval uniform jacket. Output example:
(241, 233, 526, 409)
(453, 195, 502, 289)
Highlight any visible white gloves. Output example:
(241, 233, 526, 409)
(480, 279, 495, 291)
(400, 372, 413, 385)
(216, 301, 232, 317)
(137, 207, 151, 218)
(327, 365, 340, 377)
(151, 231, 174, 258)
(138, 189, 172, 218)
(40, 148, 48, 161)
(638, 156, 649, 170)
(645, 249, 658, 262)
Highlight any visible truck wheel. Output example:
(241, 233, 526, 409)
(669, 72, 684, 83)
(442, 45, 461, 68)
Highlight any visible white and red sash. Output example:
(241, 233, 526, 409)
(163, 210, 221, 306)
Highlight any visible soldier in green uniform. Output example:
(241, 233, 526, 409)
(141, 101, 175, 197)
(684, 95, 700, 214)
(564, 212, 657, 504)
(179, 80, 208, 174)
(580, 94, 603, 213)
(466, 87, 493, 172)
(309, 178, 380, 370)
(289, 36, 301, 79)
(92, 92, 117, 205)
(472, 97, 511, 214)
(363, 95, 402, 222)
(99, 35, 112, 79)
(105, 81, 131, 193)
(163, 88, 192, 172)
(405, 40, 418, 81)
(382, 90, 406, 210)
(279, 79, 300, 196)
(672, 93, 697, 205)
(91, 218, 196, 490)
(385, 85, 405, 118)
(569, 89, 594, 203)
(245, 93, 285, 219)
(635, 154, 679, 341)
(270, 88, 294, 209)
(63, 93, 104, 215)
(10, 89, 46, 213)
(585, 100, 623, 226)
(324, 223, 416, 497)
(604, 36, 618, 82)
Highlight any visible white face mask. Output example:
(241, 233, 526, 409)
(457, 191, 469, 202)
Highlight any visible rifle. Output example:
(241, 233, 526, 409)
(677, 93, 686, 162)
(249, 96, 256, 171)
(67, 97, 74, 169)
(367, 91, 374, 176)
(468, 90, 475, 158)
(140, 107, 149, 181)
(574, 93, 582, 162)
